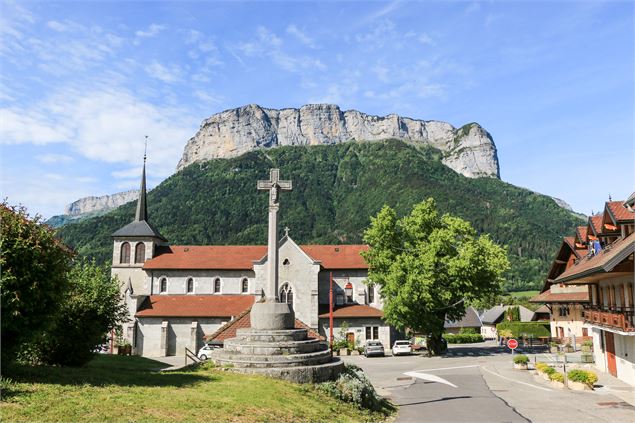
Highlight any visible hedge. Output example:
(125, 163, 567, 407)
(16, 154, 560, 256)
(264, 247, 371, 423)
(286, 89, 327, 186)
(567, 369, 598, 386)
(496, 321, 550, 338)
(443, 333, 484, 344)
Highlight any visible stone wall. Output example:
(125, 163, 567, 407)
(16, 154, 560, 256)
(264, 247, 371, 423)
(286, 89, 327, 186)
(136, 317, 228, 357)
(147, 269, 256, 295)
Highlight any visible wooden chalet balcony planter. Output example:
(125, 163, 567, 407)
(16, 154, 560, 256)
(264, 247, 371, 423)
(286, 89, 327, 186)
(583, 307, 635, 332)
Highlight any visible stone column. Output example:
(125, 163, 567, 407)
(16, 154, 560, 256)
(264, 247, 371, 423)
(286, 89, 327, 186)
(160, 321, 168, 357)
(190, 321, 199, 352)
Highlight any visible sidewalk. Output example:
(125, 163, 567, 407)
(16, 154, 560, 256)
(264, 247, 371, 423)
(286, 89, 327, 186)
(481, 355, 635, 423)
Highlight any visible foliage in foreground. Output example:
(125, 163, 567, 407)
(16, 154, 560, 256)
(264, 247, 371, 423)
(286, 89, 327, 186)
(443, 333, 484, 344)
(362, 198, 510, 354)
(567, 369, 598, 386)
(0, 355, 391, 422)
(496, 321, 550, 338)
(513, 354, 529, 365)
(316, 364, 389, 412)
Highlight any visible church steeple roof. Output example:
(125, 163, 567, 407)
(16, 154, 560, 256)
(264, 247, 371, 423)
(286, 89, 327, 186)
(112, 143, 167, 241)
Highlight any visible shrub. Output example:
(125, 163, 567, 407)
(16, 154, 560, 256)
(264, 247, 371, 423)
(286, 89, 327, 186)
(549, 371, 564, 383)
(496, 321, 550, 338)
(513, 354, 529, 365)
(458, 327, 478, 335)
(317, 364, 382, 410)
(535, 362, 549, 372)
(543, 366, 556, 375)
(567, 369, 598, 386)
(443, 333, 483, 344)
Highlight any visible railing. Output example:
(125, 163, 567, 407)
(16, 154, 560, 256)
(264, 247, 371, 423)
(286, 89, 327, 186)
(583, 305, 635, 332)
(185, 347, 201, 366)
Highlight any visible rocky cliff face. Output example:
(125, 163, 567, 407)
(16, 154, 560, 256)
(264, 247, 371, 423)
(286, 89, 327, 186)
(64, 190, 139, 216)
(177, 104, 500, 178)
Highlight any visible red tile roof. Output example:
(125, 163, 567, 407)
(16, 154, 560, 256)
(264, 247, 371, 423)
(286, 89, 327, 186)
(135, 295, 254, 317)
(576, 226, 588, 244)
(302, 245, 369, 269)
(588, 215, 603, 236)
(530, 289, 589, 303)
(607, 201, 635, 223)
(143, 244, 369, 270)
(205, 306, 324, 342)
(318, 304, 384, 318)
(555, 233, 635, 283)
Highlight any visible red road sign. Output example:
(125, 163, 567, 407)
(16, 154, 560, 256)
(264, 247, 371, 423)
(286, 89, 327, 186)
(507, 338, 519, 350)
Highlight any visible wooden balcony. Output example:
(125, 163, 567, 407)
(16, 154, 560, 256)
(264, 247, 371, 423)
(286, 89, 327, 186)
(583, 306, 635, 332)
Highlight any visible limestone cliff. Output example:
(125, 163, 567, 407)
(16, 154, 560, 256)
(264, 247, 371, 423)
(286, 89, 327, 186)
(177, 104, 500, 178)
(64, 190, 139, 216)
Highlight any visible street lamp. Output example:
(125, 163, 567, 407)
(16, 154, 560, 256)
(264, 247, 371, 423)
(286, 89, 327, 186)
(345, 282, 353, 303)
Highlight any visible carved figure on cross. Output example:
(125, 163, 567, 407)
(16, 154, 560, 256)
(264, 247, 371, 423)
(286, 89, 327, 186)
(257, 169, 292, 302)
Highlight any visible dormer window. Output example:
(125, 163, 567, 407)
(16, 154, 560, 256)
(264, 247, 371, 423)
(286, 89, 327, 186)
(134, 242, 146, 264)
(214, 278, 221, 293)
(186, 278, 194, 293)
(120, 242, 131, 264)
(159, 277, 167, 293)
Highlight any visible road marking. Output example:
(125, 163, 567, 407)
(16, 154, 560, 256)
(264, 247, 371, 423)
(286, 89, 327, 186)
(481, 366, 552, 392)
(404, 371, 458, 388)
(414, 364, 480, 372)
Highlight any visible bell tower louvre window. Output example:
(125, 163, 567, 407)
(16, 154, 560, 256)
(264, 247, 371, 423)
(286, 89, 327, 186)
(120, 242, 131, 264)
(134, 242, 145, 264)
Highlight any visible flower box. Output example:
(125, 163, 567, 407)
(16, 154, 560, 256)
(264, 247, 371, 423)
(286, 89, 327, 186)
(569, 381, 592, 391)
(514, 363, 528, 370)
(550, 380, 565, 389)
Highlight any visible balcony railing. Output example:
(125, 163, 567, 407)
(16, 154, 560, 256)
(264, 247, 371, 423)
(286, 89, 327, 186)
(583, 305, 635, 332)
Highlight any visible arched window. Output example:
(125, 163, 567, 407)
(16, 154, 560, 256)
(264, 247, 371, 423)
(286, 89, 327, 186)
(241, 278, 249, 293)
(134, 242, 146, 264)
(120, 242, 131, 264)
(159, 278, 167, 293)
(214, 278, 221, 293)
(186, 278, 194, 293)
(279, 283, 293, 306)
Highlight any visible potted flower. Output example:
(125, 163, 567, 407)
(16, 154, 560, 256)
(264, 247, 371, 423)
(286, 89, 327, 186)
(513, 354, 529, 370)
(567, 369, 598, 391)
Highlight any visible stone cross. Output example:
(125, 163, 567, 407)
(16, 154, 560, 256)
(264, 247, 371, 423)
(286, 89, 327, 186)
(257, 169, 292, 302)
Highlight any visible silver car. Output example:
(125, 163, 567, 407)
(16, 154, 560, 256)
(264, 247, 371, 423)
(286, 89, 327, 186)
(364, 340, 385, 357)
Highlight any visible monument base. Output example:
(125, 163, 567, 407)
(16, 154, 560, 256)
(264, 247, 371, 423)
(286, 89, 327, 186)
(250, 301, 295, 330)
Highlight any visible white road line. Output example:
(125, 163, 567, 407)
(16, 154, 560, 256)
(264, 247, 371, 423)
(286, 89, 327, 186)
(404, 371, 458, 388)
(414, 364, 480, 372)
(481, 366, 552, 392)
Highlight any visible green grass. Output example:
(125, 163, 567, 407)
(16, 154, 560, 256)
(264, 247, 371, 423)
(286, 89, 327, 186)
(1, 355, 393, 422)
(506, 290, 539, 298)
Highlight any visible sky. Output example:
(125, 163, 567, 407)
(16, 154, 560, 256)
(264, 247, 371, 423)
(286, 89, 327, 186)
(0, 0, 633, 219)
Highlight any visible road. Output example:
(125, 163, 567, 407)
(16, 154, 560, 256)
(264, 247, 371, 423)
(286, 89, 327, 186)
(342, 342, 635, 423)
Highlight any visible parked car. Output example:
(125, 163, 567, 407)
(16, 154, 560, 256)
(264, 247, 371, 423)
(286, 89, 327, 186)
(197, 344, 219, 360)
(392, 340, 413, 356)
(363, 340, 385, 357)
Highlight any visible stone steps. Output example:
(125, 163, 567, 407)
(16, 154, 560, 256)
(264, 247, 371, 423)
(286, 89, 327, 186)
(223, 338, 327, 355)
(233, 328, 308, 342)
(213, 349, 333, 368)
(228, 358, 345, 384)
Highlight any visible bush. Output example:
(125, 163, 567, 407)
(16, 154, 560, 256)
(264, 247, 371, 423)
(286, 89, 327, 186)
(496, 321, 550, 338)
(316, 364, 382, 410)
(549, 371, 564, 383)
(513, 354, 529, 365)
(567, 369, 598, 386)
(535, 362, 549, 372)
(443, 333, 484, 344)
(542, 366, 556, 375)
(458, 327, 478, 335)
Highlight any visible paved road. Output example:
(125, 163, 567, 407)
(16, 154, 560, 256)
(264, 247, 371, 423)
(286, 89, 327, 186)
(342, 342, 635, 423)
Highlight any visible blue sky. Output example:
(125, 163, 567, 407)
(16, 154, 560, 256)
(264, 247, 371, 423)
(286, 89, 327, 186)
(1, 0, 633, 218)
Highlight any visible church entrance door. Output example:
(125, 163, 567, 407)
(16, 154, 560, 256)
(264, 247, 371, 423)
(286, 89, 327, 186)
(346, 332, 355, 346)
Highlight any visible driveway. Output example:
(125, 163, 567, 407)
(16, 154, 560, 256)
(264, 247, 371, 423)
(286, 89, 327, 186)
(342, 342, 635, 423)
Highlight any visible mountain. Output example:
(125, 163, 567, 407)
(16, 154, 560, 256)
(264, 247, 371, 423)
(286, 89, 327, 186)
(45, 190, 139, 228)
(56, 140, 583, 291)
(177, 104, 500, 179)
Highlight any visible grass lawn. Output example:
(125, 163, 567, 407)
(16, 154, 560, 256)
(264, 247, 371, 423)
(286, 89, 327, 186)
(507, 290, 539, 298)
(1, 355, 393, 422)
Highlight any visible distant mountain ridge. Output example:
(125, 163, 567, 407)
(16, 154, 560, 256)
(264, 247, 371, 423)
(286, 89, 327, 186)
(46, 190, 139, 228)
(177, 104, 500, 179)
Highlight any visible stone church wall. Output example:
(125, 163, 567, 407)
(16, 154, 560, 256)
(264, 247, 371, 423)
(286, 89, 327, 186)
(136, 317, 228, 357)
(147, 270, 256, 295)
(317, 270, 383, 309)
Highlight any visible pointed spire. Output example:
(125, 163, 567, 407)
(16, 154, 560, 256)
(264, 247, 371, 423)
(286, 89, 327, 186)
(135, 136, 148, 222)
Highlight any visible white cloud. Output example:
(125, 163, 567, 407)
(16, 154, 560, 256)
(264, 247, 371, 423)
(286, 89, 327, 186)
(36, 153, 74, 164)
(186, 29, 217, 52)
(0, 108, 72, 144)
(145, 60, 183, 83)
(112, 166, 142, 179)
(135, 23, 165, 38)
(286, 25, 317, 48)
(418, 33, 434, 46)
(194, 90, 224, 105)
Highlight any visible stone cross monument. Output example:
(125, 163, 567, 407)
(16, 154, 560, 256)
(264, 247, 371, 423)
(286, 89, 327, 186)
(257, 168, 292, 302)
(250, 168, 295, 330)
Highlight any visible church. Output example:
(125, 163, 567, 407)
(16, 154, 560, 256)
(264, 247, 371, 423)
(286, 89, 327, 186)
(112, 160, 396, 357)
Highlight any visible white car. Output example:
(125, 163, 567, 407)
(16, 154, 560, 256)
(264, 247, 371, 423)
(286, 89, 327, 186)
(197, 344, 218, 360)
(392, 340, 412, 356)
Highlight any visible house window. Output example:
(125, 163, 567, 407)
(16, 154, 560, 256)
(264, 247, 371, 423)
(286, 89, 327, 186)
(214, 278, 221, 293)
(159, 278, 167, 293)
(368, 285, 375, 304)
(120, 242, 131, 264)
(186, 278, 194, 293)
(279, 283, 293, 306)
(134, 242, 146, 264)
(558, 306, 570, 317)
(365, 326, 379, 340)
(241, 278, 249, 293)
(335, 293, 344, 306)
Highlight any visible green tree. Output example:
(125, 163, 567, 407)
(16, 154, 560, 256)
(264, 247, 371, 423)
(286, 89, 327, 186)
(506, 305, 521, 321)
(33, 260, 129, 366)
(362, 198, 510, 355)
(1, 202, 73, 362)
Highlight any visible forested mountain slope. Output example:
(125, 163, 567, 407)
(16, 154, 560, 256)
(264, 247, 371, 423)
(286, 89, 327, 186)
(57, 140, 583, 290)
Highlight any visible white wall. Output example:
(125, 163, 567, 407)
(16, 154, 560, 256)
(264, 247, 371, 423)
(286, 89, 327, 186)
(615, 334, 635, 386)
(319, 318, 394, 349)
(148, 269, 256, 296)
(136, 317, 227, 357)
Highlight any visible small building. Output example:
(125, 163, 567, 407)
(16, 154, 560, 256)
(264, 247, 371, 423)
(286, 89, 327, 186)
(444, 306, 482, 334)
(479, 305, 535, 339)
